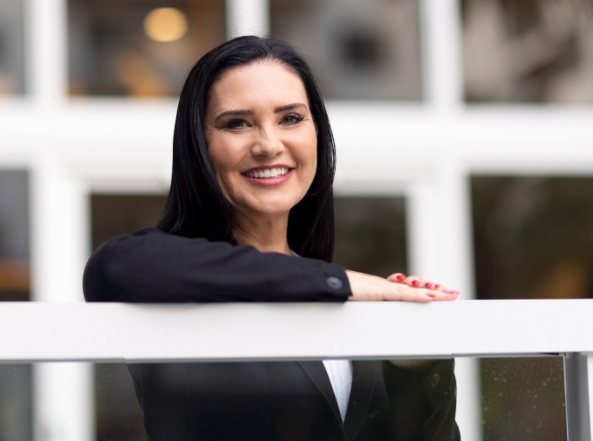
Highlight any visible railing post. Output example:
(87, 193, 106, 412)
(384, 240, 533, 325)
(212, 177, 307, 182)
(564, 353, 592, 441)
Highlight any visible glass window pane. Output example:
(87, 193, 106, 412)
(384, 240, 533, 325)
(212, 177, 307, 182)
(94, 357, 565, 440)
(333, 196, 407, 277)
(0, 0, 25, 95)
(472, 176, 593, 300)
(270, 0, 423, 101)
(91, 193, 166, 441)
(68, 0, 226, 97)
(470, 176, 590, 441)
(0, 364, 32, 441)
(0, 170, 30, 301)
(462, 0, 593, 103)
(481, 357, 566, 441)
(91, 194, 167, 250)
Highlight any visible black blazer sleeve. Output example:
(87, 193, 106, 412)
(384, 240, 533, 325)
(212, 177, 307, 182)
(83, 227, 351, 303)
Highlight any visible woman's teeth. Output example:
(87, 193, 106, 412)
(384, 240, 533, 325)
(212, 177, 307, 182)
(244, 168, 289, 179)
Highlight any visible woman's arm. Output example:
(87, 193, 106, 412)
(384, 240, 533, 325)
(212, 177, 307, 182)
(83, 227, 351, 303)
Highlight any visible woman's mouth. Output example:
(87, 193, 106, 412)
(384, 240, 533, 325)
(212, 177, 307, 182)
(243, 167, 290, 179)
(242, 167, 293, 186)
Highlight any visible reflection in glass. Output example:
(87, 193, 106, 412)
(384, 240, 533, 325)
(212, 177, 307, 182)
(0, 170, 30, 301)
(68, 0, 225, 97)
(270, 0, 423, 100)
(462, 0, 593, 103)
(0, 0, 25, 95)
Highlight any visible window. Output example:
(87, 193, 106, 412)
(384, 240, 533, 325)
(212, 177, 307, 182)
(270, 0, 423, 101)
(0, 170, 31, 441)
(462, 0, 593, 103)
(470, 176, 593, 441)
(68, 0, 226, 97)
(0, 170, 30, 301)
(0, 0, 25, 95)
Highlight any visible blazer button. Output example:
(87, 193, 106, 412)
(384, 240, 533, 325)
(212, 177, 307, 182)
(326, 277, 343, 289)
(431, 373, 441, 388)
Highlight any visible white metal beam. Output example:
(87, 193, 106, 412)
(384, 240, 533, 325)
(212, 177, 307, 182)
(1, 301, 592, 362)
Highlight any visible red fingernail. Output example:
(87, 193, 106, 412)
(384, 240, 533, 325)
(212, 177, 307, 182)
(396, 275, 405, 281)
(427, 293, 436, 298)
(444, 290, 460, 295)
(411, 280, 420, 287)
(434, 284, 442, 289)
(424, 282, 433, 288)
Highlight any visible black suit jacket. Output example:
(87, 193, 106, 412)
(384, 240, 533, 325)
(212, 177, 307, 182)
(84, 228, 460, 441)
(128, 361, 388, 441)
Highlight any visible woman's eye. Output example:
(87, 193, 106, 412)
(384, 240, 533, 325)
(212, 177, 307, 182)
(282, 113, 304, 125)
(224, 119, 248, 129)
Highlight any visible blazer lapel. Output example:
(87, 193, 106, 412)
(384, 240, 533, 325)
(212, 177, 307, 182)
(297, 361, 343, 425)
(343, 360, 377, 441)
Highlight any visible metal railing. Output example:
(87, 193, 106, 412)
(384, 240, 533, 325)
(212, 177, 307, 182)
(1, 299, 592, 440)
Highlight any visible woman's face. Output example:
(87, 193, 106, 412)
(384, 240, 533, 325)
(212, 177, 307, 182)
(205, 60, 318, 223)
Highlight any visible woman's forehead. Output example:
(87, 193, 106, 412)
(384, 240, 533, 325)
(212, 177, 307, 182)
(208, 61, 308, 113)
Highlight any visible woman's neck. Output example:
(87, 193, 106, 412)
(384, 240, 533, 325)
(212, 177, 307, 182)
(232, 212, 291, 255)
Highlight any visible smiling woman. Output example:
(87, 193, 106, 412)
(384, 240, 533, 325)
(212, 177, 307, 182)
(83, 36, 459, 441)
(206, 61, 317, 254)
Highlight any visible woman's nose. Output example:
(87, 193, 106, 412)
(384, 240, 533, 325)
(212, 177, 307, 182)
(251, 127, 284, 157)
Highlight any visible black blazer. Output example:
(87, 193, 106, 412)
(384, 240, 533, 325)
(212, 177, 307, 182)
(127, 360, 459, 441)
(84, 228, 460, 441)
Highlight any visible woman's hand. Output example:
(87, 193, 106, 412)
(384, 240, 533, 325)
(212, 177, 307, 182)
(346, 271, 459, 302)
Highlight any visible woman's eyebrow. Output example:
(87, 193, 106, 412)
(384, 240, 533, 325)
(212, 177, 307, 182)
(214, 109, 254, 121)
(274, 103, 307, 113)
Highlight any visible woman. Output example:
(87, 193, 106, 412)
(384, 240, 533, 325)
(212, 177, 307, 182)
(84, 36, 460, 441)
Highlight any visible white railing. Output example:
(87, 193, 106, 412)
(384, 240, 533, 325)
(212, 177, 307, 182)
(2, 299, 592, 441)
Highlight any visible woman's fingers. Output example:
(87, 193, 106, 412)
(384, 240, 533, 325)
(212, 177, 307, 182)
(404, 275, 422, 288)
(348, 271, 433, 302)
(387, 273, 454, 294)
(384, 282, 433, 302)
(347, 270, 460, 302)
(426, 289, 460, 301)
(386, 273, 406, 283)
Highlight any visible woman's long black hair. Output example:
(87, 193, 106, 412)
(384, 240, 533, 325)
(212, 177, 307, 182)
(157, 36, 336, 262)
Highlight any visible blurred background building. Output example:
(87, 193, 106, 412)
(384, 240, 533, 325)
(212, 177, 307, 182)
(1, 0, 593, 440)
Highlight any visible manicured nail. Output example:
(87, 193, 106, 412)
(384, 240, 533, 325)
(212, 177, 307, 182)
(434, 284, 442, 289)
(427, 293, 436, 298)
(396, 275, 406, 281)
(424, 282, 433, 288)
(411, 280, 420, 287)
(444, 290, 460, 295)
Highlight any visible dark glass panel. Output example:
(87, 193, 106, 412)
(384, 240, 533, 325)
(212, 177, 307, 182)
(91, 194, 166, 441)
(481, 357, 566, 441)
(0, 170, 30, 301)
(270, 0, 423, 101)
(0, 365, 32, 441)
(472, 176, 593, 300)
(471, 176, 587, 441)
(91, 194, 167, 251)
(333, 196, 407, 277)
(68, 0, 225, 97)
